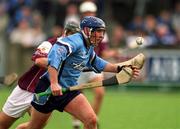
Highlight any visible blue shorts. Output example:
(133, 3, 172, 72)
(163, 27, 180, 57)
(31, 77, 81, 113)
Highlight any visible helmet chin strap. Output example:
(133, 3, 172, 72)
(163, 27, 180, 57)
(81, 30, 91, 47)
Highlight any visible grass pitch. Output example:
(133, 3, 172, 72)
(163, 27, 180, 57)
(0, 86, 179, 129)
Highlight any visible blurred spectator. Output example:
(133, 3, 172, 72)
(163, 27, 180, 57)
(53, 0, 69, 27)
(143, 15, 156, 35)
(143, 15, 158, 46)
(15, 6, 33, 27)
(6, 0, 32, 33)
(33, 0, 55, 33)
(64, 2, 80, 26)
(32, 12, 46, 45)
(110, 1, 135, 26)
(110, 24, 126, 48)
(95, 0, 105, 17)
(154, 23, 176, 46)
(157, 10, 174, 33)
(33, 0, 53, 26)
(144, 0, 173, 16)
(0, 2, 9, 75)
(32, 11, 44, 29)
(10, 18, 45, 47)
(0, 2, 8, 33)
(127, 15, 144, 32)
(172, 2, 180, 45)
(9, 17, 46, 74)
(79, 0, 97, 18)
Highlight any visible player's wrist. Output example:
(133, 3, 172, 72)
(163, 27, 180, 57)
(117, 65, 123, 73)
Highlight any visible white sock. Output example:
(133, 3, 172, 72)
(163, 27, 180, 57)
(72, 119, 81, 127)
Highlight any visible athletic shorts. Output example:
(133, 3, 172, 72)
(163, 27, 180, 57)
(31, 77, 81, 113)
(2, 85, 33, 118)
(78, 72, 103, 84)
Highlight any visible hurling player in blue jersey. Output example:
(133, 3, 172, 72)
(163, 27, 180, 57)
(0, 22, 80, 129)
(25, 16, 139, 129)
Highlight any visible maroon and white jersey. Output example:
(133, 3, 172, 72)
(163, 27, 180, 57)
(18, 37, 57, 92)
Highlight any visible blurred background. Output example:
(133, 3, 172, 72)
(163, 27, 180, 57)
(0, 0, 180, 129)
(0, 0, 180, 86)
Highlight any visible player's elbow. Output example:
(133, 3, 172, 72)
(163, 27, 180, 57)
(35, 58, 48, 68)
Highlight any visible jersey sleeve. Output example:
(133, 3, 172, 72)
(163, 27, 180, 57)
(88, 51, 108, 73)
(48, 38, 75, 70)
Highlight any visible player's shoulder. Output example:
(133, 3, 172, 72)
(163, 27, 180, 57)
(68, 33, 83, 42)
(47, 36, 58, 45)
(59, 33, 84, 46)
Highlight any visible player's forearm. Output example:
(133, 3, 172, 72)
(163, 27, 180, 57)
(103, 63, 120, 73)
(35, 58, 48, 68)
(48, 66, 59, 84)
(48, 66, 62, 96)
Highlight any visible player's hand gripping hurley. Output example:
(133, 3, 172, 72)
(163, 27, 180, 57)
(35, 53, 145, 101)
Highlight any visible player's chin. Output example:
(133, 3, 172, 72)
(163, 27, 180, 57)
(98, 38, 103, 42)
(94, 43, 99, 47)
(92, 42, 99, 47)
(94, 39, 103, 46)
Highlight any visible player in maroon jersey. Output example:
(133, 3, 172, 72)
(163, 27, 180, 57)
(0, 21, 80, 129)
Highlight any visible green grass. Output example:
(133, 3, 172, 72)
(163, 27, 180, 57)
(0, 86, 180, 129)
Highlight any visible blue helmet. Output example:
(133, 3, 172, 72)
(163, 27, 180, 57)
(80, 16, 106, 31)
